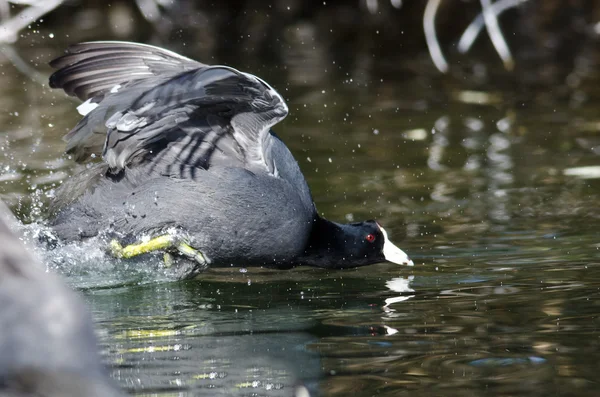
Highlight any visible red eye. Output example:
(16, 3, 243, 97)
(365, 234, 376, 243)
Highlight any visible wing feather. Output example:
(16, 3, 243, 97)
(49, 41, 202, 100)
(49, 42, 289, 178)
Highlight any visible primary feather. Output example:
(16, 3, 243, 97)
(50, 41, 288, 177)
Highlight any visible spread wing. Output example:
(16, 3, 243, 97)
(49, 41, 202, 100)
(49, 42, 288, 178)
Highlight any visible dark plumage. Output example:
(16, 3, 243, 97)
(0, 201, 123, 396)
(48, 42, 413, 276)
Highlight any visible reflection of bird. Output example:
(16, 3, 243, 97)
(0, 201, 122, 396)
(49, 42, 412, 277)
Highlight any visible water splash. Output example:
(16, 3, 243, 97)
(18, 221, 188, 289)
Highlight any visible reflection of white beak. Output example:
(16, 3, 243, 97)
(379, 225, 414, 266)
(385, 276, 415, 293)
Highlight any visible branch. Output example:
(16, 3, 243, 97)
(423, 0, 448, 73)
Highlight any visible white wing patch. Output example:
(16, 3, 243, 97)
(75, 84, 122, 116)
(76, 98, 99, 116)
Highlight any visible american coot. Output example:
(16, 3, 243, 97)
(0, 201, 123, 396)
(48, 42, 413, 277)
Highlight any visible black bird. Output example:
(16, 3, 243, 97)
(0, 201, 123, 396)
(48, 42, 413, 277)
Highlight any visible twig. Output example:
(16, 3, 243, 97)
(135, 0, 162, 22)
(0, 44, 46, 84)
(0, 0, 63, 43)
(0, 1, 9, 21)
(423, 0, 448, 73)
(479, 0, 515, 70)
(458, 0, 527, 54)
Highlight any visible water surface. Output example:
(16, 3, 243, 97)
(1, 11, 600, 397)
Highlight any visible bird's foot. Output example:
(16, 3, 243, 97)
(109, 235, 175, 258)
(109, 232, 208, 272)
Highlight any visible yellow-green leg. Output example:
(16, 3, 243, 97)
(109, 235, 175, 258)
(109, 234, 208, 271)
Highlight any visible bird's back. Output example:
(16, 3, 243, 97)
(48, 42, 317, 267)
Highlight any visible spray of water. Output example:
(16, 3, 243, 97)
(18, 221, 188, 289)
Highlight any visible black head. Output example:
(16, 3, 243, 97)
(301, 218, 413, 269)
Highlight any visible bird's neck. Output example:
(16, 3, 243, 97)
(299, 216, 354, 268)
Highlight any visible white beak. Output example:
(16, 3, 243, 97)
(379, 225, 414, 266)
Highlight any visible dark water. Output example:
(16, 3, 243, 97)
(1, 10, 600, 397)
